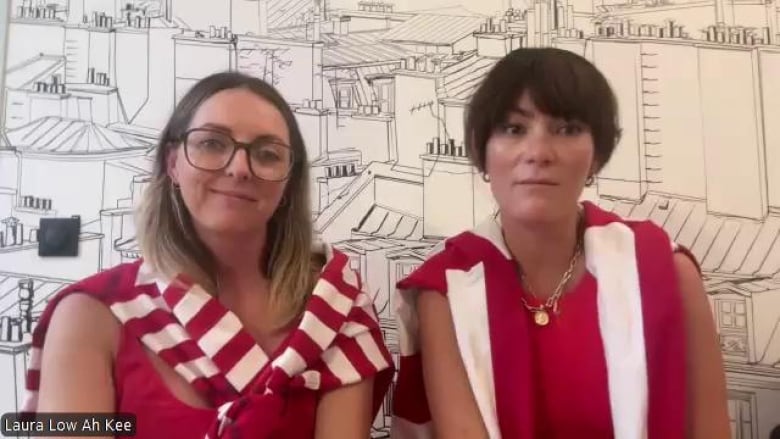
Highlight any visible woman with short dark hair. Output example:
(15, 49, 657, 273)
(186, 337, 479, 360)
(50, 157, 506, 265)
(391, 47, 730, 439)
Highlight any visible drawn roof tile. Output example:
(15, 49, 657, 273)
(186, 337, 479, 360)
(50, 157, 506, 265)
(5, 55, 66, 89)
(323, 32, 412, 66)
(381, 14, 483, 45)
(352, 205, 423, 240)
(267, 0, 316, 29)
(437, 54, 497, 102)
(598, 194, 780, 278)
(7, 117, 153, 155)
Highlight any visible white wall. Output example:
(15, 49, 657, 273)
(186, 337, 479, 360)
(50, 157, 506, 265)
(1, 0, 779, 437)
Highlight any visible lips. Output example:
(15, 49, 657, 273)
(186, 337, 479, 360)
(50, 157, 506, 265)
(517, 179, 558, 186)
(210, 189, 258, 202)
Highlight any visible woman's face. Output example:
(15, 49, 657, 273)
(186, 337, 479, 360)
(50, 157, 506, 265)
(167, 88, 291, 237)
(485, 92, 595, 224)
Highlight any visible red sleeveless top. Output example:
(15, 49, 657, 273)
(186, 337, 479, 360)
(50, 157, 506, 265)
(392, 201, 695, 439)
(24, 247, 394, 438)
(112, 320, 318, 437)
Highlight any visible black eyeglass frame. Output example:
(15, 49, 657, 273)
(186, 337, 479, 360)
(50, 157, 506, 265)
(179, 127, 295, 182)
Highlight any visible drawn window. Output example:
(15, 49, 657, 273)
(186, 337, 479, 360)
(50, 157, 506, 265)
(719, 300, 747, 330)
(374, 81, 394, 113)
(727, 391, 756, 439)
(337, 86, 353, 108)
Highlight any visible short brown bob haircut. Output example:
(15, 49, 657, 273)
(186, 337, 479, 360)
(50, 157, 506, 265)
(465, 47, 621, 174)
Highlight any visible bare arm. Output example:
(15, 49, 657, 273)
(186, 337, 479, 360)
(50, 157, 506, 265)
(314, 378, 374, 439)
(417, 289, 489, 439)
(36, 293, 118, 439)
(674, 254, 731, 439)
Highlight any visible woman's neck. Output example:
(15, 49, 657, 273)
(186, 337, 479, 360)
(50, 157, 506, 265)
(500, 209, 583, 299)
(197, 227, 269, 293)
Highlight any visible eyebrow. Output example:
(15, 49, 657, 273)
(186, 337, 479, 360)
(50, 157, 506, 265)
(195, 123, 288, 144)
(507, 106, 535, 117)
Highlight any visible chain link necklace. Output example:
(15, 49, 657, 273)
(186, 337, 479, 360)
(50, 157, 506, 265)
(520, 242, 581, 326)
(516, 214, 584, 326)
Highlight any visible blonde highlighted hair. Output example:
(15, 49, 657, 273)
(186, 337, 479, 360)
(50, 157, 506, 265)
(135, 72, 318, 327)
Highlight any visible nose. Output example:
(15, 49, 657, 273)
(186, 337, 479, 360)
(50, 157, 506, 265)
(225, 148, 252, 180)
(521, 127, 555, 165)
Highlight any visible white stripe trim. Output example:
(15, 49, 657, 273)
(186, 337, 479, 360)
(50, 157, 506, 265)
(301, 370, 321, 390)
(224, 344, 268, 390)
(110, 295, 165, 322)
(342, 266, 360, 290)
(134, 261, 158, 287)
(300, 310, 337, 350)
(355, 293, 377, 317)
(199, 313, 241, 357)
(341, 321, 370, 337)
(174, 356, 220, 382)
(322, 346, 361, 385)
(312, 278, 354, 316)
(140, 323, 190, 352)
(272, 347, 307, 377)
(355, 330, 389, 371)
(172, 287, 209, 326)
(446, 263, 501, 439)
(585, 223, 649, 439)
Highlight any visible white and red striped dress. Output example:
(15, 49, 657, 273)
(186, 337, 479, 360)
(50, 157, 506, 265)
(23, 243, 394, 438)
(392, 201, 696, 439)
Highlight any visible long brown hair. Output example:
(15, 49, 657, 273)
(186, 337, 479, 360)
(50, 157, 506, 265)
(135, 71, 316, 327)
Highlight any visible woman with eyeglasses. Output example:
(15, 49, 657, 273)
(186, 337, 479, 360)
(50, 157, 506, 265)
(22, 72, 394, 438)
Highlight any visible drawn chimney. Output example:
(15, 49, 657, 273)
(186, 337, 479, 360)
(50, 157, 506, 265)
(2, 217, 22, 246)
(18, 279, 34, 334)
(0, 315, 23, 342)
(258, 0, 269, 35)
(336, 16, 350, 34)
(163, 0, 173, 22)
(65, 0, 82, 23)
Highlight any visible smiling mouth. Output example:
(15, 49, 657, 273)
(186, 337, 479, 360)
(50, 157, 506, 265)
(210, 189, 257, 202)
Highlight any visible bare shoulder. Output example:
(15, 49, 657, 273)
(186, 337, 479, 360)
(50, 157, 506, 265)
(416, 288, 489, 438)
(672, 253, 731, 438)
(36, 292, 120, 412)
(45, 292, 120, 354)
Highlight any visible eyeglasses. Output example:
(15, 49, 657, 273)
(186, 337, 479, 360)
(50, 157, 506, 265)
(181, 128, 294, 182)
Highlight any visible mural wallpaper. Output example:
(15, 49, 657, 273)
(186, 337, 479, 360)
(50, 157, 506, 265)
(0, 0, 779, 437)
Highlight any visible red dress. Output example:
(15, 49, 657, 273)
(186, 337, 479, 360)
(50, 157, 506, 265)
(526, 272, 614, 438)
(392, 201, 694, 439)
(112, 321, 318, 437)
(23, 246, 394, 438)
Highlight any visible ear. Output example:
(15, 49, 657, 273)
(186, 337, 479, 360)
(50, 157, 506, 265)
(166, 146, 179, 184)
(589, 157, 600, 176)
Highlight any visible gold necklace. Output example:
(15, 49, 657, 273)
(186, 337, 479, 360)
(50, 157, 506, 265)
(519, 243, 581, 326)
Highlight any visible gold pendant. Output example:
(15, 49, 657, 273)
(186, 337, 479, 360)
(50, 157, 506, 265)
(534, 309, 550, 326)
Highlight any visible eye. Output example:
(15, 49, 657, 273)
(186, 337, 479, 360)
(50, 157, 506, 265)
(497, 123, 526, 136)
(250, 143, 288, 164)
(190, 132, 230, 151)
(556, 123, 585, 136)
(201, 138, 227, 149)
